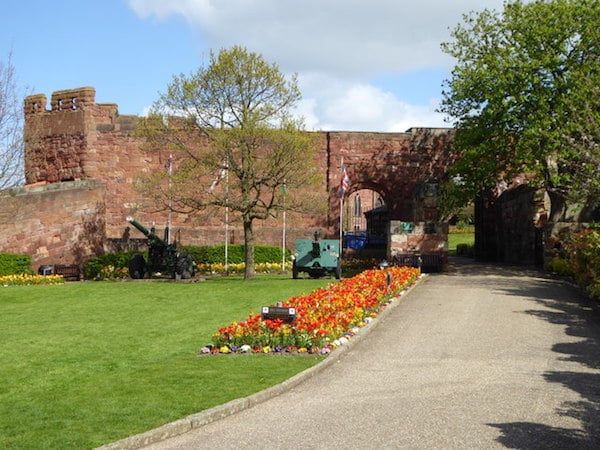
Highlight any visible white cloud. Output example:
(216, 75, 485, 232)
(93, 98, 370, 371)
(295, 73, 447, 132)
(128, 0, 506, 130)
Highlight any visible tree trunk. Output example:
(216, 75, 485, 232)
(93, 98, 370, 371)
(243, 216, 256, 280)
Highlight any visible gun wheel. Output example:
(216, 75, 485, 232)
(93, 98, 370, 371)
(175, 254, 195, 280)
(129, 254, 146, 279)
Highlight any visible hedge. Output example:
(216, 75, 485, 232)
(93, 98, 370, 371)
(565, 227, 600, 300)
(0, 254, 34, 276)
(83, 251, 138, 280)
(547, 226, 600, 302)
(182, 244, 291, 265)
(82, 245, 292, 279)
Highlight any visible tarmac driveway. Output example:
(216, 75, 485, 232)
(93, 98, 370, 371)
(133, 259, 600, 449)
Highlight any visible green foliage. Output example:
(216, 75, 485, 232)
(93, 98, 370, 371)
(83, 246, 292, 279)
(0, 253, 33, 275)
(448, 233, 475, 256)
(138, 46, 323, 279)
(545, 257, 574, 277)
(440, 0, 600, 202)
(455, 243, 474, 257)
(546, 226, 600, 301)
(564, 227, 600, 298)
(83, 251, 137, 279)
(183, 244, 291, 265)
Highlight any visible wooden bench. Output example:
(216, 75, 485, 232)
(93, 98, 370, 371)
(53, 264, 81, 281)
(392, 253, 443, 273)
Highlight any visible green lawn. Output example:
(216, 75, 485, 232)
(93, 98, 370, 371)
(0, 276, 332, 449)
(448, 232, 475, 255)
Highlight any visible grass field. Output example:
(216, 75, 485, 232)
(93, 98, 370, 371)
(448, 232, 475, 255)
(0, 276, 333, 449)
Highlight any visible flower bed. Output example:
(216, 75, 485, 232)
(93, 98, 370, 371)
(1, 274, 65, 287)
(203, 266, 421, 355)
(196, 261, 292, 274)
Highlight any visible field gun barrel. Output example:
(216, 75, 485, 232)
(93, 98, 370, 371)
(126, 216, 160, 242)
(125, 216, 195, 280)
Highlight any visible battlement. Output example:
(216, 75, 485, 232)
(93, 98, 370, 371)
(24, 86, 96, 115)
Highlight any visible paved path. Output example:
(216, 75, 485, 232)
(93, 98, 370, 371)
(139, 260, 600, 449)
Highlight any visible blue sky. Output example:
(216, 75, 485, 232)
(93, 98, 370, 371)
(2, 0, 508, 132)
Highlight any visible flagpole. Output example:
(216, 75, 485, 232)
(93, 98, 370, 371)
(281, 180, 286, 271)
(339, 157, 348, 258)
(339, 194, 343, 258)
(167, 153, 173, 244)
(225, 159, 229, 273)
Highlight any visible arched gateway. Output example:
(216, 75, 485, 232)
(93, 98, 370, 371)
(325, 130, 456, 265)
(0, 87, 456, 269)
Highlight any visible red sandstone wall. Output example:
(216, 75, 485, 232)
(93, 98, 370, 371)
(0, 181, 105, 269)
(326, 129, 455, 222)
(12, 87, 456, 266)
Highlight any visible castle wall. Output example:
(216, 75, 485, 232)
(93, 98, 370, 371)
(0, 180, 105, 269)
(326, 129, 455, 223)
(4, 87, 456, 269)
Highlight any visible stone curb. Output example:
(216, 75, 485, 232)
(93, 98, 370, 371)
(97, 274, 427, 450)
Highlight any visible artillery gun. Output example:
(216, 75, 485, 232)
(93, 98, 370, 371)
(126, 217, 196, 279)
(292, 231, 341, 279)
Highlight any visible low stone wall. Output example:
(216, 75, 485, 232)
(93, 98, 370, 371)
(0, 180, 105, 270)
(388, 220, 448, 259)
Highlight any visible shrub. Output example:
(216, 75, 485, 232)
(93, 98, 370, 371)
(0, 254, 34, 276)
(456, 243, 474, 257)
(83, 252, 137, 280)
(565, 227, 600, 299)
(83, 245, 293, 279)
(545, 257, 573, 277)
(183, 244, 291, 265)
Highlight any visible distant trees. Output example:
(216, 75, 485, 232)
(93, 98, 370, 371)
(0, 52, 25, 190)
(137, 46, 322, 279)
(440, 0, 599, 213)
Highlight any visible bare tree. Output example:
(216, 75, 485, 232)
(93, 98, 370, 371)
(0, 51, 25, 190)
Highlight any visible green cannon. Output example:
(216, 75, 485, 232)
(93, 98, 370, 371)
(292, 231, 341, 279)
(126, 216, 196, 279)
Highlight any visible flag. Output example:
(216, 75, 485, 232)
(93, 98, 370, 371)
(209, 160, 228, 192)
(339, 158, 350, 197)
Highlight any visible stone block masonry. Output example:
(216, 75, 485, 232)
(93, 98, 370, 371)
(0, 180, 105, 268)
(5, 86, 458, 269)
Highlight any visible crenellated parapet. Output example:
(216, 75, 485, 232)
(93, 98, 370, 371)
(23, 87, 131, 185)
(50, 87, 96, 111)
(24, 87, 96, 116)
(23, 93, 47, 116)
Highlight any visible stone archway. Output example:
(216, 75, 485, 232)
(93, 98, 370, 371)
(344, 188, 384, 235)
(326, 129, 456, 265)
(326, 129, 455, 224)
(342, 187, 388, 258)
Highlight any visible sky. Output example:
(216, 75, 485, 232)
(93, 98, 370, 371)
(2, 0, 509, 132)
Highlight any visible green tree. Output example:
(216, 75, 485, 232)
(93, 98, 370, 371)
(137, 46, 322, 280)
(440, 0, 599, 215)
